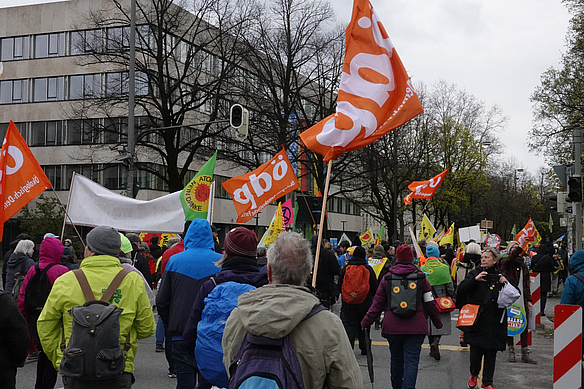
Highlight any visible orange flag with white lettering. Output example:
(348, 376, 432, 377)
(0, 121, 52, 239)
(403, 168, 449, 205)
(222, 148, 300, 223)
(299, 0, 423, 162)
(515, 217, 540, 250)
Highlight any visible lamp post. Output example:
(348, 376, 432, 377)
(514, 168, 524, 191)
(341, 220, 346, 235)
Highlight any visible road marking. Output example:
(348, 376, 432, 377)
(367, 340, 469, 351)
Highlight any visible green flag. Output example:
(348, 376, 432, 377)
(291, 201, 299, 230)
(549, 214, 553, 233)
(510, 224, 516, 238)
(180, 151, 217, 221)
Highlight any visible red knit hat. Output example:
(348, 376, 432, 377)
(224, 227, 258, 257)
(396, 244, 414, 263)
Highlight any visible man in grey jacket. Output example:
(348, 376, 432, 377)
(222, 232, 363, 389)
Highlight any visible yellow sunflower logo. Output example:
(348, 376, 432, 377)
(409, 282, 417, 289)
(393, 286, 400, 294)
(400, 301, 408, 309)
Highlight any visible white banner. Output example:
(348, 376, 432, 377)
(67, 174, 184, 233)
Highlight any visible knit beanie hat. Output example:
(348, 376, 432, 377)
(353, 246, 366, 259)
(373, 244, 386, 258)
(425, 245, 440, 259)
(87, 226, 121, 257)
(396, 244, 414, 263)
(119, 233, 133, 254)
(224, 227, 257, 258)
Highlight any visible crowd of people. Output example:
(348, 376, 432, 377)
(0, 221, 580, 389)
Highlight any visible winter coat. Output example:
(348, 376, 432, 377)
(160, 240, 184, 276)
(182, 256, 268, 351)
(455, 265, 507, 351)
(37, 254, 156, 372)
(2, 237, 22, 288)
(338, 254, 377, 307)
(222, 284, 363, 389)
(5, 252, 35, 294)
(531, 253, 556, 292)
(0, 291, 29, 370)
(156, 219, 221, 337)
(360, 263, 442, 336)
(119, 256, 154, 306)
(60, 247, 79, 270)
(17, 237, 69, 322)
(311, 236, 341, 307)
(149, 243, 162, 260)
(561, 250, 584, 336)
(500, 255, 532, 308)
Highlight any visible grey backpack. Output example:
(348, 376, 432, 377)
(60, 268, 131, 380)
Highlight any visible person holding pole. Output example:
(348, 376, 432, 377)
(310, 234, 340, 308)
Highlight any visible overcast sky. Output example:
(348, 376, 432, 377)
(0, 0, 573, 174)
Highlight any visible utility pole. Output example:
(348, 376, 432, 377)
(126, 0, 137, 198)
(574, 124, 582, 250)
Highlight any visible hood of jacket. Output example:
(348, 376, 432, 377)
(462, 253, 481, 265)
(570, 250, 584, 274)
(7, 251, 31, 267)
(40, 237, 64, 265)
(184, 219, 215, 251)
(347, 255, 368, 266)
(214, 257, 267, 287)
(234, 284, 321, 338)
(387, 263, 419, 275)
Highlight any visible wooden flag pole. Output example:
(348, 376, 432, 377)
(312, 159, 333, 288)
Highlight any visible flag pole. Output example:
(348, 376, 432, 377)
(312, 159, 333, 288)
(207, 180, 215, 224)
(55, 173, 84, 245)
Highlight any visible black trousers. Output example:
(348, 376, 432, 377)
(0, 365, 17, 389)
(62, 372, 133, 389)
(35, 346, 58, 389)
(469, 345, 498, 386)
(341, 302, 369, 352)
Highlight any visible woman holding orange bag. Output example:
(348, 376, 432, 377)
(456, 247, 508, 389)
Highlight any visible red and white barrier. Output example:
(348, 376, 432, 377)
(554, 304, 582, 389)
(531, 273, 541, 325)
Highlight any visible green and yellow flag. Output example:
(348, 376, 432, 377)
(374, 224, 385, 246)
(264, 202, 284, 246)
(180, 151, 217, 221)
(439, 222, 455, 246)
(549, 214, 553, 233)
(419, 214, 436, 241)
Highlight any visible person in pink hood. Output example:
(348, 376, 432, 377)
(18, 236, 69, 389)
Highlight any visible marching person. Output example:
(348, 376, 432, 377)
(456, 247, 508, 389)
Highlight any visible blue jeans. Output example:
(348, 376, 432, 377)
(172, 339, 197, 389)
(386, 334, 425, 389)
(155, 316, 165, 345)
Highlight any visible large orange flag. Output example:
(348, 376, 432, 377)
(299, 0, 424, 162)
(222, 148, 300, 223)
(515, 217, 540, 250)
(403, 168, 449, 205)
(0, 121, 52, 239)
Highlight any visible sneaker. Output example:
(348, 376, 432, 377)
(508, 346, 516, 362)
(468, 374, 478, 388)
(156, 344, 164, 352)
(521, 349, 537, 364)
(482, 385, 496, 389)
(168, 373, 177, 378)
(460, 340, 468, 347)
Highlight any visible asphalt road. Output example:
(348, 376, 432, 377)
(15, 309, 554, 389)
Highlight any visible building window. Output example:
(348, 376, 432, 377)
(66, 120, 83, 145)
(70, 29, 103, 55)
(33, 76, 64, 102)
(43, 165, 63, 190)
(68, 74, 100, 99)
(1, 36, 30, 61)
(0, 79, 29, 104)
(30, 121, 63, 146)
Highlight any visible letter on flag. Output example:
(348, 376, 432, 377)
(299, 0, 424, 162)
(181, 151, 217, 221)
(0, 121, 52, 239)
(404, 168, 449, 205)
(222, 148, 300, 223)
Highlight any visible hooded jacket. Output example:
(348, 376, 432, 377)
(37, 254, 156, 372)
(182, 256, 268, 350)
(561, 250, 584, 335)
(17, 237, 69, 320)
(5, 251, 35, 294)
(156, 219, 222, 337)
(310, 236, 340, 307)
(222, 284, 363, 389)
(0, 291, 29, 372)
(361, 263, 442, 336)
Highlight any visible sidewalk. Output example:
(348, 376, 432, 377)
(540, 295, 562, 333)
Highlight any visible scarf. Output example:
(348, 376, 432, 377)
(421, 258, 452, 286)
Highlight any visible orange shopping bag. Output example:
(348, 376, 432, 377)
(456, 304, 481, 332)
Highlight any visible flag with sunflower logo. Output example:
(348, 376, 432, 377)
(180, 151, 217, 221)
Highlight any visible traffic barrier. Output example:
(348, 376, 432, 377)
(554, 304, 582, 389)
(531, 273, 541, 325)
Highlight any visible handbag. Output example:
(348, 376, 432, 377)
(497, 282, 521, 308)
(436, 296, 455, 312)
(456, 304, 481, 331)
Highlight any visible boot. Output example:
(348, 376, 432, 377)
(430, 339, 441, 361)
(521, 348, 537, 364)
(508, 345, 516, 362)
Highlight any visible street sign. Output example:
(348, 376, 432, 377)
(480, 219, 493, 229)
(553, 165, 568, 188)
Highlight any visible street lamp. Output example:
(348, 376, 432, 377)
(341, 220, 346, 234)
(514, 168, 524, 191)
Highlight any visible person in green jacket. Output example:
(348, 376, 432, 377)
(37, 226, 156, 388)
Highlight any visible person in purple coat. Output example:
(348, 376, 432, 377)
(361, 244, 442, 389)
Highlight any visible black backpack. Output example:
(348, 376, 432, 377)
(11, 261, 28, 303)
(385, 272, 426, 318)
(60, 268, 131, 380)
(25, 263, 57, 332)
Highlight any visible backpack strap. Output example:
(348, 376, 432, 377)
(574, 273, 584, 285)
(101, 269, 131, 303)
(72, 269, 96, 302)
(304, 304, 327, 321)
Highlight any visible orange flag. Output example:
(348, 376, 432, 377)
(299, 0, 424, 162)
(0, 121, 52, 239)
(515, 217, 540, 250)
(222, 148, 300, 223)
(403, 168, 449, 205)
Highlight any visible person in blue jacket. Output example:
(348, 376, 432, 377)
(156, 219, 221, 388)
(182, 226, 268, 389)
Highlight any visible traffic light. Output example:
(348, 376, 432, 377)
(550, 192, 567, 213)
(568, 176, 582, 202)
(230, 104, 249, 140)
